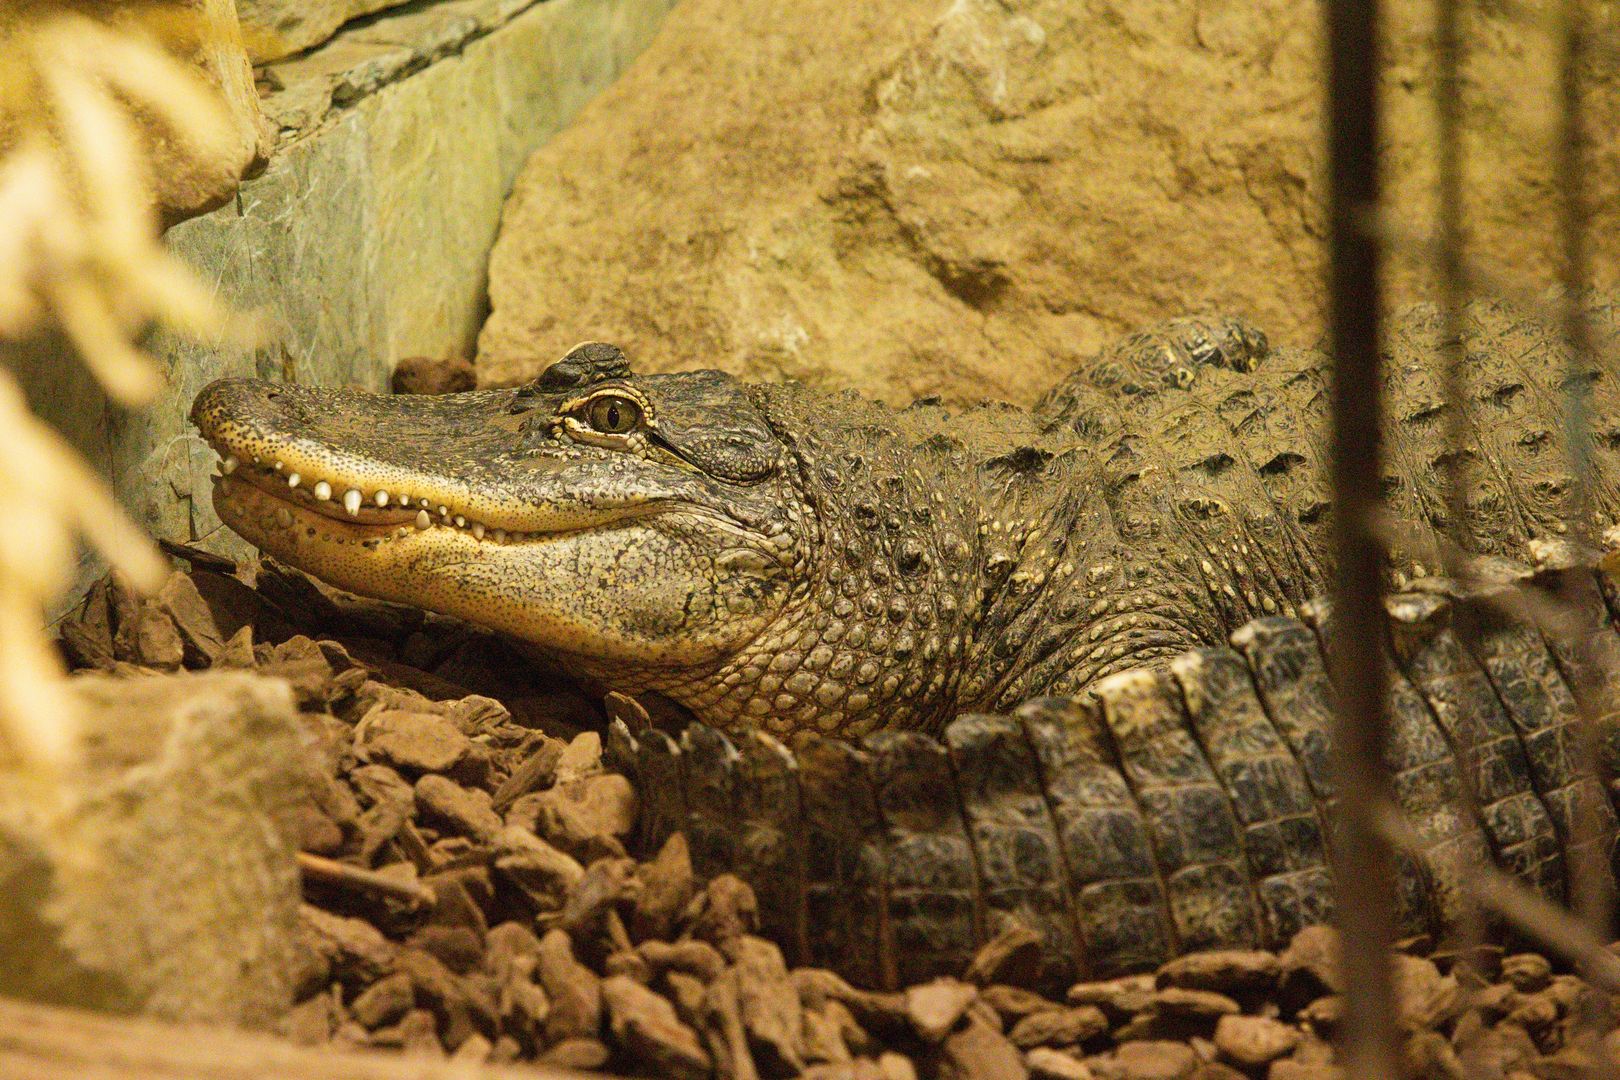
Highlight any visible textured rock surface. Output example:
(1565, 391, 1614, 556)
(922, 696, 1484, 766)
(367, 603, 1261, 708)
(147, 0, 274, 221)
(238, 0, 416, 61)
(480, 0, 1620, 405)
(0, 670, 304, 1025)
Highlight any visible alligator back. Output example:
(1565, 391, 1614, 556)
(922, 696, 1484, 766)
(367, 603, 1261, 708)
(979, 297, 1620, 709)
(1041, 297, 1620, 575)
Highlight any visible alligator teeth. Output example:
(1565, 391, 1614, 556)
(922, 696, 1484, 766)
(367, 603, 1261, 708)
(205, 448, 516, 542)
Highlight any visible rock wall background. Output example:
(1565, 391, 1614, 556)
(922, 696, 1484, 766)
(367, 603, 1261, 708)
(239, 0, 417, 60)
(479, 0, 1620, 406)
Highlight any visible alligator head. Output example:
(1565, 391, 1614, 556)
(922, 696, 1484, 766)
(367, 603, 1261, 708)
(194, 342, 1114, 737)
(192, 344, 808, 683)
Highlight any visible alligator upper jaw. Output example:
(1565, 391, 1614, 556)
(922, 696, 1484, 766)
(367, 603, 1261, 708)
(190, 376, 663, 541)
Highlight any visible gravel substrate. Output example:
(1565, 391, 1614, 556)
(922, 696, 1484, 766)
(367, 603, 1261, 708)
(54, 553, 1620, 1079)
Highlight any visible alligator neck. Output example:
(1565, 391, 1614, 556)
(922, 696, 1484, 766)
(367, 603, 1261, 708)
(631, 423, 992, 738)
(626, 411, 1227, 737)
(959, 459, 1207, 709)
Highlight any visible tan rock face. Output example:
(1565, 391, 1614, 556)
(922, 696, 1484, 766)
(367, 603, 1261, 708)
(481, 0, 1620, 406)
(237, 0, 413, 61)
(0, 671, 304, 1026)
(155, 0, 274, 219)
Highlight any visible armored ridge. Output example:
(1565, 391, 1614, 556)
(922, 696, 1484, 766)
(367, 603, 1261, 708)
(190, 297, 1620, 984)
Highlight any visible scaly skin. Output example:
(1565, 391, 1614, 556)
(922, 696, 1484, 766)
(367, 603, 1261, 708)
(194, 301, 1620, 730)
(193, 300, 1620, 983)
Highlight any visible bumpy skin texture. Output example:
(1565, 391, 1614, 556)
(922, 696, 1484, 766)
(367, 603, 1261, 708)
(614, 572, 1620, 986)
(193, 299, 1620, 984)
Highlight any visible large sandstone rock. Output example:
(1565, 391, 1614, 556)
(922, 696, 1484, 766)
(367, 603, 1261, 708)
(480, 0, 1620, 405)
(0, 671, 305, 1026)
(150, 0, 274, 220)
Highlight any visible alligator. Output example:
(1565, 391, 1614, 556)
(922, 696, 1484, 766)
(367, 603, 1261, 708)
(191, 298, 1620, 988)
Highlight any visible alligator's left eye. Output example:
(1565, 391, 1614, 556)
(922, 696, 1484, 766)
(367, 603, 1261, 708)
(584, 394, 642, 435)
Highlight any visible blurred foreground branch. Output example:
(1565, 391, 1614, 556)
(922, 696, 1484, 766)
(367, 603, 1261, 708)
(1373, 803, 1620, 993)
(0, 5, 264, 780)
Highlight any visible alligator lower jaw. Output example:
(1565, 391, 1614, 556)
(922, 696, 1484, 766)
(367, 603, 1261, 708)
(211, 475, 575, 649)
(211, 473, 468, 551)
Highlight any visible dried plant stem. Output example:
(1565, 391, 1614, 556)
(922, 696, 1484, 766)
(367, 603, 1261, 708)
(1373, 803, 1620, 993)
(296, 852, 437, 907)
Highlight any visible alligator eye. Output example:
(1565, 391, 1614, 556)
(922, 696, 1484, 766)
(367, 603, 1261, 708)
(584, 394, 642, 434)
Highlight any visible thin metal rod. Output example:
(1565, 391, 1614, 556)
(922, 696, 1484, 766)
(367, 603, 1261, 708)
(1557, 0, 1596, 555)
(1435, 0, 1470, 562)
(1375, 219, 1620, 353)
(1491, 0, 1620, 69)
(1432, 0, 1490, 991)
(1554, 0, 1616, 978)
(1324, 0, 1402, 1075)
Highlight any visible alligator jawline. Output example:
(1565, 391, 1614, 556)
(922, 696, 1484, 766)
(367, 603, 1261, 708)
(215, 472, 642, 555)
(207, 446, 667, 545)
(223, 467, 417, 528)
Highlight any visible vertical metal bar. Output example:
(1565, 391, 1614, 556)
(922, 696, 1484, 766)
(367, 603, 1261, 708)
(1557, 9, 1594, 538)
(1554, 0, 1615, 974)
(1433, 0, 1490, 987)
(1324, 0, 1402, 1076)
(1435, 0, 1469, 560)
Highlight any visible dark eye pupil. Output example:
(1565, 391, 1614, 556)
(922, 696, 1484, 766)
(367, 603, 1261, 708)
(587, 396, 636, 433)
